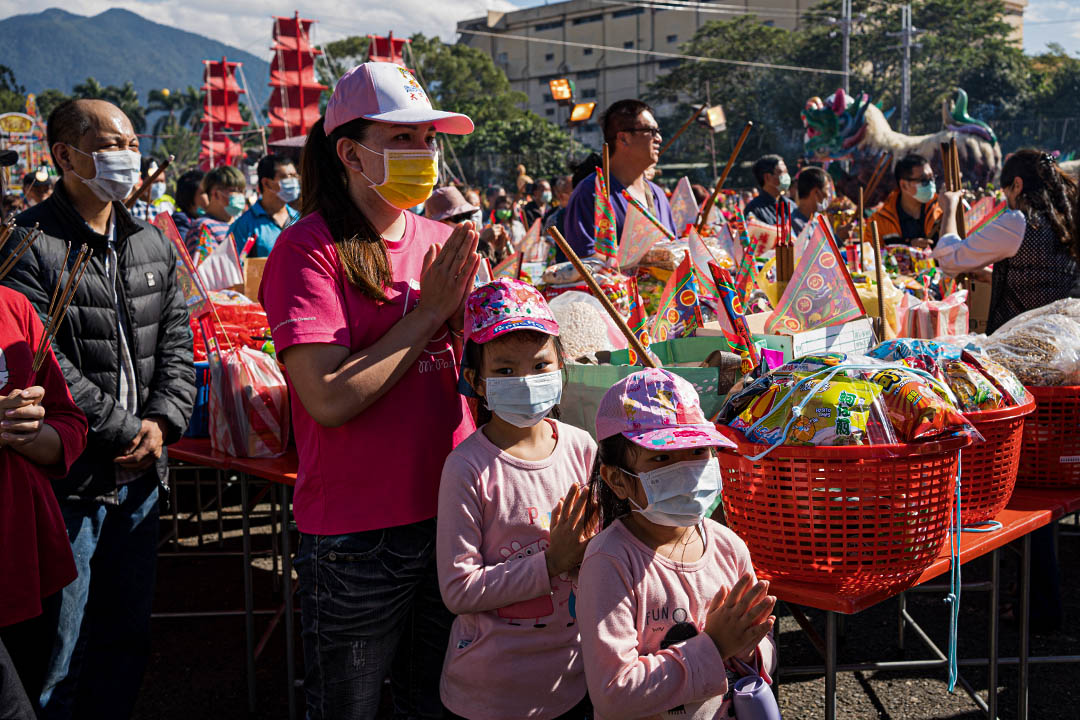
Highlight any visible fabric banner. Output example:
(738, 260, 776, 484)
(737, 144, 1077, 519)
(688, 227, 720, 298)
(669, 176, 699, 237)
(594, 167, 619, 265)
(650, 252, 704, 342)
(518, 218, 545, 263)
(154, 212, 210, 317)
(197, 232, 245, 292)
(492, 252, 523, 280)
(616, 197, 672, 268)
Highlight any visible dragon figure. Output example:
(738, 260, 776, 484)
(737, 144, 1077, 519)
(802, 88, 1003, 206)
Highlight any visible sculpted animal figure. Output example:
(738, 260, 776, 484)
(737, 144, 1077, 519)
(802, 88, 1003, 206)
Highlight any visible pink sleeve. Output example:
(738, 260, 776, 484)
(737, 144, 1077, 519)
(436, 451, 553, 615)
(577, 551, 728, 718)
(734, 534, 778, 682)
(261, 229, 349, 351)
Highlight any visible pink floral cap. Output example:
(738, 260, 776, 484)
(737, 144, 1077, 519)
(463, 279, 559, 346)
(596, 368, 736, 451)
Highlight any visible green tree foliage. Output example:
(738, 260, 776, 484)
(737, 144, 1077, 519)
(406, 34, 580, 186)
(151, 120, 201, 180)
(0, 65, 27, 114)
(35, 89, 71, 120)
(62, 77, 148, 133)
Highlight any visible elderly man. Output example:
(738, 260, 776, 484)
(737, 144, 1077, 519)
(563, 99, 676, 262)
(1, 98, 194, 720)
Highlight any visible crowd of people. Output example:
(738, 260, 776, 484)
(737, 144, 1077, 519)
(0, 56, 1078, 720)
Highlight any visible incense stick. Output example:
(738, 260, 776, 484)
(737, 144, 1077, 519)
(871, 222, 886, 339)
(697, 121, 753, 233)
(658, 104, 706, 158)
(32, 245, 93, 373)
(124, 154, 174, 209)
(0, 225, 42, 282)
(45, 243, 73, 321)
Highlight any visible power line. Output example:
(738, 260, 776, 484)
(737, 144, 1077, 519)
(458, 28, 846, 76)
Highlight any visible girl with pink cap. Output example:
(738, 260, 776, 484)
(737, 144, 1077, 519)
(260, 62, 480, 718)
(436, 279, 596, 719)
(577, 369, 778, 719)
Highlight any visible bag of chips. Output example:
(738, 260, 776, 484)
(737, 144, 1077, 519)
(941, 360, 1005, 412)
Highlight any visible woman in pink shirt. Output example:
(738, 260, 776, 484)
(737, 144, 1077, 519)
(260, 62, 480, 719)
(436, 280, 595, 720)
(576, 369, 778, 720)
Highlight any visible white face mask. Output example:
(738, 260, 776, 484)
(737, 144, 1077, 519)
(484, 372, 563, 427)
(625, 457, 722, 527)
(150, 183, 166, 202)
(68, 147, 141, 203)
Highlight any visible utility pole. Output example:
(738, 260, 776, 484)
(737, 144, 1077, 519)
(841, 0, 851, 95)
(706, 80, 718, 183)
(889, 4, 921, 134)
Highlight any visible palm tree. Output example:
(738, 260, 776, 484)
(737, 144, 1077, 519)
(72, 77, 106, 99)
(177, 86, 205, 131)
(147, 88, 185, 144)
(103, 81, 145, 134)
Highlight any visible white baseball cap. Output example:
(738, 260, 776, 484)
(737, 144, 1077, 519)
(324, 62, 474, 136)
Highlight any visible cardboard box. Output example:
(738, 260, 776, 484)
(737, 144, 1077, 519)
(968, 279, 992, 334)
(745, 313, 877, 362)
(243, 257, 268, 301)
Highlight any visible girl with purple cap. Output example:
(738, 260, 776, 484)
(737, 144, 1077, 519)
(436, 279, 596, 720)
(260, 62, 480, 718)
(576, 369, 777, 720)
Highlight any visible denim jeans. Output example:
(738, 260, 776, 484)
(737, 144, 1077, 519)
(39, 475, 159, 720)
(296, 518, 453, 720)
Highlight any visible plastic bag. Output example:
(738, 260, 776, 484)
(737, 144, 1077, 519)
(983, 314, 1080, 386)
(208, 345, 290, 458)
(993, 298, 1080, 336)
(547, 291, 628, 362)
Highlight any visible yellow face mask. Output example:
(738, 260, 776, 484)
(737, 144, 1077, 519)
(357, 143, 439, 210)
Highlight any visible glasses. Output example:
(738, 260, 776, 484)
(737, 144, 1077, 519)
(905, 174, 934, 185)
(625, 126, 662, 139)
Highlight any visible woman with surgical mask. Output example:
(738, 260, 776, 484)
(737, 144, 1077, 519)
(259, 62, 480, 719)
(181, 165, 246, 258)
(522, 179, 552, 228)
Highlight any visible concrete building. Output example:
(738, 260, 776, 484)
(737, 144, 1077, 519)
(457, 0, 1027, 147)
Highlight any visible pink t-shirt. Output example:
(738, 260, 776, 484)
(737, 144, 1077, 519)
(577, 518, 777, 720)
(437, 420, 597, 720)
(261, 210, 475, 534)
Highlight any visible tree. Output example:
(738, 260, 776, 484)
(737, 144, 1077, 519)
(406, 34, 579, 186)
(176, 86, 205, 131)
(318, 35, 370, 85)
(147, 88, 184, 139)
(151, 120, 201, 179)
(0, 65, 26, 114)
(35, 89, 71, 121)
(68, 77, 147, 133)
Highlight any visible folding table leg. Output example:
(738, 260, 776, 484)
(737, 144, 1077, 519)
(988, 548, 999, 720)
(170, 469, 180, 550)
(825, 611, 837, 720)
(1018, 534, 1031, 720)
(195, 469, 204, 547)
(271, 484, 280, 594)
(282, 485, 297, 720)
(898, 592, 907, 650)
(216, 470, 225, 547)
(241, 474, 257, 713)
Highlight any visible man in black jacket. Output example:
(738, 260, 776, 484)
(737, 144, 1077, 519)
(0, 99, 194, 720)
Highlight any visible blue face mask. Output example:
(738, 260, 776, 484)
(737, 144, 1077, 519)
(624, 457, 721, 527)
(913, 180, 936, 204)
(225, 193, 246, 218)
(195, 207, 206, 217)
(483, 372, 563, 427)
(276, 177, 301, 203)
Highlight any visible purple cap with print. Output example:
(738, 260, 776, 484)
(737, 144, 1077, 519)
(463, 278, 559, 346)
(596, 368, 736, 451)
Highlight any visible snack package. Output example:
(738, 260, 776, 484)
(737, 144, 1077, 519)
(941, 360, 1005, 412)
(983, 314, 1080, 386)
(208, 345, 290, 458)
(961, 351, 1029, 406)
(867, 367, 972, 441)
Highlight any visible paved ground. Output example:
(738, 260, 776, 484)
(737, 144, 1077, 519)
(135, 472, 1079, 719)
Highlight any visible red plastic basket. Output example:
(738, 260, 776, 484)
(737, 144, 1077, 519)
(960, 399, 1035, 525)
(1017, 386, 1080, 488)
(717, 431, 969, 593)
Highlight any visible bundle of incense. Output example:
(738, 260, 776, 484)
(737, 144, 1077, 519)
(0, 224, 43, 282)
(775, 199, 794, 284)
(864, 152, 892, 202)
(621, 190, 676, 241)
(124, 154, 174, 209)
(32, 244, 93, 373)
(697, 121, 753, 234)
(870, 222, 886, 339)
(854, 186, 865, 273)
(940, 140, 968, 237)
(0, 218, 15, 250)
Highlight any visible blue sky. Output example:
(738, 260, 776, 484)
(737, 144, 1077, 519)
(0, 0, 1076, 60)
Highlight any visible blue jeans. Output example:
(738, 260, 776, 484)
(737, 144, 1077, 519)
(39, 475, 159, 720)
(296, 518, 453, 720)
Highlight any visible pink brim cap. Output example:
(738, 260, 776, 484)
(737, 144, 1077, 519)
(623, 423, 737, 451)
(468, 316, 560, 346)
(363, 108, 474, 135)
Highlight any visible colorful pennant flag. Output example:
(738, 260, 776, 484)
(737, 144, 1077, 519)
(669, 176, 699, 236)
(626, 278, 654, 366)
(687, 227, 720, 298)
(518, 218, 545, 262)
(709, 262, 760, 374)
(966, 197, 1008, 236)
(197, 232, 245, 292)
(616, 195, 673, 268)
(765, 215, 866, 334)
(650, 252, 704, 343)
(491, 252, 523, 280)
(194, 222, 218, 264)
(731, 211, 761, 303)
(474, 257, 494, 288)
(153, 212, 210, 318)
(594, 167, 619, 265)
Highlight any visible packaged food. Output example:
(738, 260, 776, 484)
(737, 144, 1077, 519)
(942, 360, 1005, 412)
(962, 351, 1028, 405)
(993, 298, 1080, 336)
(867, 339, 960, 378)
(983, 314, 1080, 386)
(868, 367, 970, 441)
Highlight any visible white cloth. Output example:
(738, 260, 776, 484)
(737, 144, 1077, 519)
(932, 209, 1026, 276)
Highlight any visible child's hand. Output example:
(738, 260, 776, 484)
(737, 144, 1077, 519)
(545, 483, 591, 577)
(704, 575, 776, 660)
(0, 387, 46, 448)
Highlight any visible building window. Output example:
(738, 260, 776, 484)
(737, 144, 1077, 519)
(578, 70, 599, 79)
(545, 52, 555, 61)
(623, 41, 634, 49)
(764, 20, 775, 27)
(546, 108, 555, 116)
(658, 59, 681, 70)
(612, 8, 645, 18)
(583, 48, 593, 56)
(496, 52, 508, 65)
(535, 20, 563, 32)
(667, 34, 678, 43)
(582, 88, 597, 99)
(572, 14, 603, 25)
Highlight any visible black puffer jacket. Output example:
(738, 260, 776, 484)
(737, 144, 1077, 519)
(2, 181, 195, 501)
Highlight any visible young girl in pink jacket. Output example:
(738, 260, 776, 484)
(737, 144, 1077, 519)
(437, 279, 596, 720)
(577, 368, 778, 720)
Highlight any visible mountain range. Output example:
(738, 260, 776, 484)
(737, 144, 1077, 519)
(0, 8, 271, 107)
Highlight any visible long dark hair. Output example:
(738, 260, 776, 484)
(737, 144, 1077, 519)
(1001, 149, 1080, 260)
(300, 117, 393, 301)
(586, 434, 637, 531)
(463, 331, 567, 426)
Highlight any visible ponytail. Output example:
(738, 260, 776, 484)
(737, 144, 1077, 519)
(1001, 149, 1080, 261)
(300, 117, 393, 302)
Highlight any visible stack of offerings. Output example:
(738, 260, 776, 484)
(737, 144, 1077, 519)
(979, 299, 1080, 487)
(714, 352, 978, 592)
(869, 338, 1035, 524)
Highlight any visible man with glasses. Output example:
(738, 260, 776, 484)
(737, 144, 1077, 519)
(562, 99, 676, 262)
(866, 153, 944, 248)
